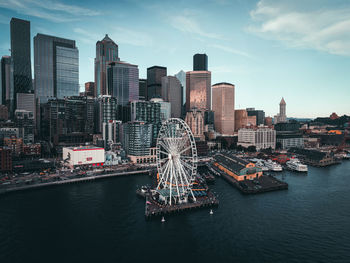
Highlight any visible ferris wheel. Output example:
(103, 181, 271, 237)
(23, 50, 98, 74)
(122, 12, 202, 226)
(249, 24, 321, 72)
(156, 118, 198, 205)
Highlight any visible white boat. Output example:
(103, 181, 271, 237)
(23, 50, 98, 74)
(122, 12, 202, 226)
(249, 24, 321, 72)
(264, 160, 283, 172)
(255, 161, 269, 171)
(286, 159, 308, 172)
(210, 209, 213, 215)
(161, 216, 165, 223)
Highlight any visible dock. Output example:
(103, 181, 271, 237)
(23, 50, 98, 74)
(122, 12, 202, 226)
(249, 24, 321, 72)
(145, 191, 219, 219)
(220, 172, 288, 194)
(0, 169, 150, 195)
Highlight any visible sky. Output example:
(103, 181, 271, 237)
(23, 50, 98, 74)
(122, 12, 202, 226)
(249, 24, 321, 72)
(0, 0, 349, 118)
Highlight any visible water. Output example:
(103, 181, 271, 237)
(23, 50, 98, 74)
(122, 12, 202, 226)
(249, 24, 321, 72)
(1, 162, 350, 263)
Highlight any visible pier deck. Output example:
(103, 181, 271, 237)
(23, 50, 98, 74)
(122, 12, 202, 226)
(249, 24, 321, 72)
(145, 192, 219, 219)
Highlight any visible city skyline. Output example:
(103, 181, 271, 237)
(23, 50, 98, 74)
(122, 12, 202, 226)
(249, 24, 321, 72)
(0, 0, 349, 118)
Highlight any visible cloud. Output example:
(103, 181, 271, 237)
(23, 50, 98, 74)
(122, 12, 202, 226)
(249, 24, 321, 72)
(209, 43, 253, 58)
(0, 0, 100, 23)
(169, 14, 224, 40)
(248, 0, 350, 56)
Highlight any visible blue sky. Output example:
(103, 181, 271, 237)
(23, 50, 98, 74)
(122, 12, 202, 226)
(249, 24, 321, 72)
(0, 0, 349, 118)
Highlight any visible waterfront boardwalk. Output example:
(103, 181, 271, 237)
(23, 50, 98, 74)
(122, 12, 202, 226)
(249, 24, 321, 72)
(0, 169, 150, 195)
(145, 192, 219, 219)
(220, 171, 288, 194)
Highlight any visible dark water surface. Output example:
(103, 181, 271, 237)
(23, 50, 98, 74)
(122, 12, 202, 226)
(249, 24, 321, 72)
(1, 161, 350, 263)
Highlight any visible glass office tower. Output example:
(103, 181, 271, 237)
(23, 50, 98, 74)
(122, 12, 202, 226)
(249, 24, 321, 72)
(34, 34, 79, 102)
(10, 18, 32, 108)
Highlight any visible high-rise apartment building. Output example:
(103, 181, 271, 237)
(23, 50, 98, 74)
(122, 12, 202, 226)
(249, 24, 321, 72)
(0, 56, 14, 114)
(130, 100, 162, 146)
(10, 18, 32, 108)
(96, 95, 117, 133)
(147, 66, 167, 99)
(95, 34, 119, 97)
(161, 76, 182, 118)
(34, 34, 79, 102)
(123, 121, 153, 156)
(193, 54, 208, 71)
(186, 71, 211, 111)
(107, 61, 139, 106)
(212, 82, 235, 135)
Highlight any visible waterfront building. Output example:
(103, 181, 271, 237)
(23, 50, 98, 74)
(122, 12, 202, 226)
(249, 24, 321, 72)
(0, 56, 14, 115)
(147, 66, 167, 99)
(212, 83, 235, 135)
(34, 33, 79, 102)
(107, 61, 139, 105)
(122, 121, 153, 159)
(213, 153, 263, 181)
(186, 71, 211, 111)
(274, 97, 287, 124)
(14, 109, 34, 144)
(238, 126, 276, 150)
(288, 147, 338, 167)
(10, 18, 32, 108)
(84, 82, 95, 97)
(95, 34, 119, 97)
(63, 146, 105, 168)
(185, 108, 205, 141)
(193, 54, 208, 71)
(139, 79, 147, 100)
(161, 76, 182, 118)
(275, 121, 304, 149)
(246, 108, 265, 126)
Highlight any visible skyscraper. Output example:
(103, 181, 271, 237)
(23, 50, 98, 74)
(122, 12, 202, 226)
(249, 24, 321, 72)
(147, 66, 167, 99)
(34, 34, 79, 102)
(193, 54, 208, 71)
(175, 70, 186, 110)
(186, 71, 211, 111)
(212, 82, 235, 135)
(107, 61, 139, 105)
(10, 18, 32, 108)
(139, 79, 147, 100)
(95, 34, 119, 97)
(0, 56, 14, 115)
(161, 76, 182, 118)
